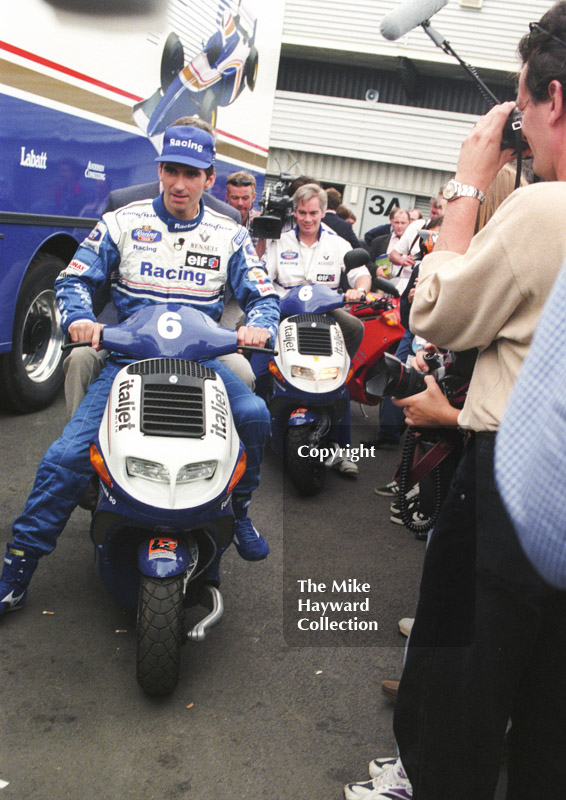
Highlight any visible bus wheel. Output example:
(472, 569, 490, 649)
(0, 253, 66, 413)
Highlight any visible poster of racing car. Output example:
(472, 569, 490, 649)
(133, 0, 259, 135)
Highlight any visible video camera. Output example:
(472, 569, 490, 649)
(252, 173, 295, 240)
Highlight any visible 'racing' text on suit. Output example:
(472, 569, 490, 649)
(11, 196, 279, 558)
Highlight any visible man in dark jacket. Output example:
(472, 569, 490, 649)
(322, 187, 360, 248)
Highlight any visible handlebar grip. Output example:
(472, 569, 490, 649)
(240, 345, 278, 355)
(61, 341, 94, 353)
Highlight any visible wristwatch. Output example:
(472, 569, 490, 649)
(442, 179, 486, 204)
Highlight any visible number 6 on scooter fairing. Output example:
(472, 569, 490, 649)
(74, 304, 260, 696)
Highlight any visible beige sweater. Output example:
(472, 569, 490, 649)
(410, 182, 566, 431)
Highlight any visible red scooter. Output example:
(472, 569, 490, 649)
(344, 249, 405, 406)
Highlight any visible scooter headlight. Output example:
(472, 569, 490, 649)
(318, 367, 340, 381)
(176, 460, 217, 484)
(126, 457, 170, 483)
(291, 365, 316, 381)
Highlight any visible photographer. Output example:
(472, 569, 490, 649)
(392, 346, 461, 428)
(387, 8, 566, 798)
(346, 86, 566, 788)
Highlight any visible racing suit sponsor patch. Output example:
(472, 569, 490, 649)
(257, 283, 277, 295)
(88, 226, 103, 242)
(281, 250, 299, 260)
(233, 227, 247, 246)
(185, 251, 221, 270)
(316, 273, 335, 282)
(131, 227, 162, 244)
(65, 259, 89, 275)
(247, 267, 268, 283)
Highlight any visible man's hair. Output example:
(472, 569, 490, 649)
(336, 204, 352, 219)
(226, 171, 256, 191)
(518, 3, 566, 102)
(325, 187, 342, 210)
(424, 214, 443, 231)
(169, 115, 216, 177)
(293, 183, 328, 213)
(409, 208, 423, 219)
(288, 175, 321, 196)
(391, 207, 410, 222)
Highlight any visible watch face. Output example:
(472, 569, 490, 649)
(444, 182, 457, 200)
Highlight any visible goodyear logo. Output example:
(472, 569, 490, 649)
(131, 227, 162, 244)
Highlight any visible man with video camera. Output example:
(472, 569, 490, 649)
(382, 6, 566, 799)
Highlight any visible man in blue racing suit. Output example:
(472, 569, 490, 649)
(0, 118, 280, 617)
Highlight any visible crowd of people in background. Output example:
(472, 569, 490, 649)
(3, 4, 566, 800)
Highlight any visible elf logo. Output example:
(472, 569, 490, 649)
(316, 274, 335, 282)
(185, 251, 221, 270)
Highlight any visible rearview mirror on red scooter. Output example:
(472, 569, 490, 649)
(373, 276, 400, 298)
(344, 248, 371, 271)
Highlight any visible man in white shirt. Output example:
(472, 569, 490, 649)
(264, 183, 370, 356)
(388, 191, 446, 276)
(264, 183, 371, 475)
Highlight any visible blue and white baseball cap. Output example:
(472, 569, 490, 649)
(156, 125, 216, 169)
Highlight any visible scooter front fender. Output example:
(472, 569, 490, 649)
(288, 408, 321, 427)
(137, 536, 196, 579)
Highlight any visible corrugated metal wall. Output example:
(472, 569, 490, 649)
(282, 0, 553, 72)
(270, 91, 476, 174)
(267, 144, 452, 198)
(277, 56, 515, 112)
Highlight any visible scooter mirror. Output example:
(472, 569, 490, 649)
(373, 276, 400, 298)
(344, 248, 371, 271)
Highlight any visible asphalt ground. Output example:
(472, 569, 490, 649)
(0, 392, 506, 799)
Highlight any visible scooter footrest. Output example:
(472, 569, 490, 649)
(186, 584, 224, 641)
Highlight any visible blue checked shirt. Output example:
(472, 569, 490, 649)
(495, 259, 566, 589)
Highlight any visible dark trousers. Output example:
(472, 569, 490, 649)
(394, 435, 566, 800)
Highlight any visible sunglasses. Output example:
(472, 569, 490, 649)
(528, 21, 566, 50)
(228, 179, 253, 187)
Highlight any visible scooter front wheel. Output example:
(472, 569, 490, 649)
(286, 426, 326, 497)
(136, 574, 185, 696)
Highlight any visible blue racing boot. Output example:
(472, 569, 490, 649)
(232, 495, 269, 561)
(0, 544, 39, 617)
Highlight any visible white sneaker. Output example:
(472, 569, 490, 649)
(324, 444, 359, 476)
(336, 457, 359, 476)
(368, 756, 398, 779)
(398, 618, 414, 638)
(344, 758, 412, 800)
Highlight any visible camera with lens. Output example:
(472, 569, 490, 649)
(252, 173, 295, 240)
(500, 107, 524, 151)
(365, 351, 464, 401)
